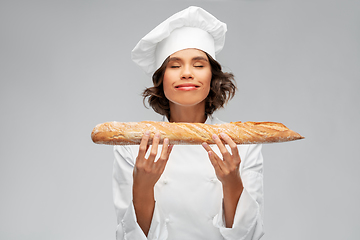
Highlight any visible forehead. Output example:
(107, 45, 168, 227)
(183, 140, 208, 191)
(169, 48, 208, 59)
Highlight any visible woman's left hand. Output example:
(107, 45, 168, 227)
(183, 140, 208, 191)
(202, 133, 244, 228)
(202, 133, 242, 187)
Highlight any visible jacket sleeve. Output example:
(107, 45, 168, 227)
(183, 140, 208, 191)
(213, 144, 264, 240)
(113, 145, 168, 240)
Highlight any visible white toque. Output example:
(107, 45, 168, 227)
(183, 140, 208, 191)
(131, 6, 227, 76)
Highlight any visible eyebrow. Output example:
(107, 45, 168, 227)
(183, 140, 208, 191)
(168, 56, 209, 62)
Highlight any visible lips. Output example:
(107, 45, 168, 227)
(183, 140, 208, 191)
(175, 83, 200, 91)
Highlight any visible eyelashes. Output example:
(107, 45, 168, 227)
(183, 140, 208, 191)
(168, 65, 204, 68)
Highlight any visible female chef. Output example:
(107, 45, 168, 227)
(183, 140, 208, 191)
(113, 6, 264, 240)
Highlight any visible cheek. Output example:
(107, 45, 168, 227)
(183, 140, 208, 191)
(163, 68, 173, 85)
(162, 72, 173, 98)
(204, 73, 212, 92)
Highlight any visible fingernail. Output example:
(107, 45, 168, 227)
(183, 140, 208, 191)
(212, 134, 218, 140)
(155, 132, 160, 138)
(164, 138, 169, 144)
(220, 133, 226, 138)
(145, 130, 150, 136)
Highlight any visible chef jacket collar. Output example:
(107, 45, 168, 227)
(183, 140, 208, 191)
(161, 115, 213, 124)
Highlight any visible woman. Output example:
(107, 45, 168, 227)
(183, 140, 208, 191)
(113, 6, 264, 240)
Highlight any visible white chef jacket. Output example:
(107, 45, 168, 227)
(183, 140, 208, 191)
(113, 116, 264, 240)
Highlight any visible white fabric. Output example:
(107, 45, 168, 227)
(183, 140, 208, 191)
(113, 117, 264, 240)
(131, 6, 227, 76)
(155, 27, 215, 69)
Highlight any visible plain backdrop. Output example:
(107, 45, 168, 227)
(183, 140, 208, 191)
(1, 0, 359, 239)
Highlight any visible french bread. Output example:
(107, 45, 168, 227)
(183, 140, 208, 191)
(91, 121, 304, 145)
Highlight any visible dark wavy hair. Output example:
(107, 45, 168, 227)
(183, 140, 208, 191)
(142, 52, 237, 120)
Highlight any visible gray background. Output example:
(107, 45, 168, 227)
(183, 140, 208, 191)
(1, 0, 359, 239)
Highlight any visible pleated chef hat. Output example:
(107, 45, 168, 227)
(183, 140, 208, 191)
(131, 6, 227, 76)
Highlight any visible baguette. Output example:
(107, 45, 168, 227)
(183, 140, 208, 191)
(91, 121, 304, 145)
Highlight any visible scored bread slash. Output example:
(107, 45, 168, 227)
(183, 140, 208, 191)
(91, 121, 304, 145)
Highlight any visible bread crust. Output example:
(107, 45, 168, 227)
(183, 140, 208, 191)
(91, 121, 304, 145)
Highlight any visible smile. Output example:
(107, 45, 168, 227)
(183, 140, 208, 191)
(175, 83, 200, 91)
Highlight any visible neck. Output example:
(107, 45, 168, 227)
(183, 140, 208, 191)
(168, 102, 207, 123)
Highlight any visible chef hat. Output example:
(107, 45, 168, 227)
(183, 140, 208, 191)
(131, 6, 227, 76)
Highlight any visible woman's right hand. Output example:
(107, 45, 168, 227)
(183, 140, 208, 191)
(132, 131, 173, 236)
(133, 131, 173, 190)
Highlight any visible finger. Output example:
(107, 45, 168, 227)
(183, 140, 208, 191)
(202, 142, 225, 171)
(158, 138, 170, 160)
(220, 133, 241, 162)
(156, 138, 171, 171)
(167, 144, 173, 155)
(202, 142, 219, 159)
(208, 150, 223, 174)
(148, 132, 160, 163)
(138, 131, 151, 159)
(212, 134, 231, 160)
(201, 141, 212, 152)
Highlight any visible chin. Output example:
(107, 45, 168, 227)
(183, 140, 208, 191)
(169, 98, 206, 107)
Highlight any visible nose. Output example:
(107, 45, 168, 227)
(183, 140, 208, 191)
(181, 65, 193, 80)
